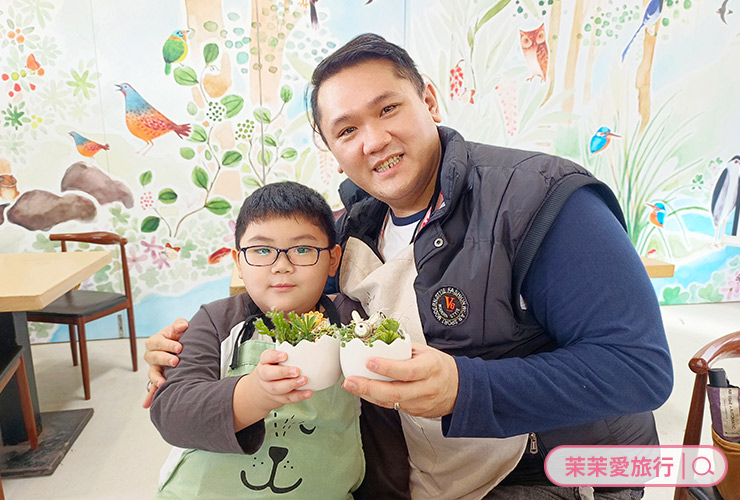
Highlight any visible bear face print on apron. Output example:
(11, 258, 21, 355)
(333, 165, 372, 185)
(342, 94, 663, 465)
(340, 236, 528, 500)
(156, 336, 365, 500)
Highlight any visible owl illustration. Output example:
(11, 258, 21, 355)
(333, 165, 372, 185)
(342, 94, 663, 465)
(520, 24, 548, 82)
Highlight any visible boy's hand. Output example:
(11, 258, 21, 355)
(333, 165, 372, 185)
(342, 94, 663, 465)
(142, 318, 188, 409)
(250, 349, 313, 413)
(233, 349, 312, 430)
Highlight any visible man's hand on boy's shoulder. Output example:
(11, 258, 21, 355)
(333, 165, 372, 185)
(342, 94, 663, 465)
(142, 318, 188, 409)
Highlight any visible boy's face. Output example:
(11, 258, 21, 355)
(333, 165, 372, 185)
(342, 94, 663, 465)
(233, 216, 341, 315)
(316, 58, 443, 217)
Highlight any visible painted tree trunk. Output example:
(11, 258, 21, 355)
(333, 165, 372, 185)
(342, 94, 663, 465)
(543, 0, 562, 104)
(635, 0, 660, 134)
(562, 0, 585, 113)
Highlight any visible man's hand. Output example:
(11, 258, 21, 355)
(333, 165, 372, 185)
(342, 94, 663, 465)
(341, 343, 459, 418)
(142, 318, 188, 409)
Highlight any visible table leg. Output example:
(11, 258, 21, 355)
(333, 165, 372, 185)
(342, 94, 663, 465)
(0, 312, 41, 445)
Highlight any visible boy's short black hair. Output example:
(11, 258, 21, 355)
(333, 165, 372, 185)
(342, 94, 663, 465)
(307, 33, 425, 143)
(234, 181, 336, 248)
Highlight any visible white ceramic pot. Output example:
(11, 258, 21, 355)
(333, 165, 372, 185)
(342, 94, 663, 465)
(340, 334, 412, 381)
(275, 334, 341, 391)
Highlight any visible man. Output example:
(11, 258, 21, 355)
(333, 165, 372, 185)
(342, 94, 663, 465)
(145, 34, 672, 499)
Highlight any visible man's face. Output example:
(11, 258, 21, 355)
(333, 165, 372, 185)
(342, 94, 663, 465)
(317, 59, 443, 217)
(233, 216, 341, 316)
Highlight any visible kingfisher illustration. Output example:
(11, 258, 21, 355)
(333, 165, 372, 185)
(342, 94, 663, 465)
(69, 131, 110, 159)
(646, 202, 666, 228)
(115, 83, 191, 155)
(162, 29, 188, 75)
(589, 127, 621, 154)
(622, 0, 664, 62)
(711, 155, 740, 246)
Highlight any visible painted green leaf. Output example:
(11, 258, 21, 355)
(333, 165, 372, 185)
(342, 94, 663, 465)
(203, 43, 219, 64)
(264, 134, 277, 147)
(243, 176, 261, 190)
(158, 188, 178, 204)
(189, 124, 207, 143)
(205, 150, 212, 161)
(221, 95, 244, 118)
(204, 21, 219, 32)
(280, 147, 297, 161)
(180, 147, 195, 160)
(257, 149, 273, 166)
(280, 85, 293, 103)
(192, 166, 209, 189)
(205, 198, 232, 215)
(253, 107, 271, 124)
(139, 170, 153, 186)
(174, 66, 198, 86)
(661, 286, 690, 305)
(141, 216, 161, 233)
(222, 150, 242, 167)
(187, 102, 198, 115)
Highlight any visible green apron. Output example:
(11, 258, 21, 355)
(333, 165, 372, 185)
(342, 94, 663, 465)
(156, 338, 365, 500)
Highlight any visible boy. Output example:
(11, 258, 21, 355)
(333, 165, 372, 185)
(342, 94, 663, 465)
(150, 182, 405, 499)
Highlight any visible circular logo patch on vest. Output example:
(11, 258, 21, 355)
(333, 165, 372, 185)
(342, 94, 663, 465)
(431, 287, 469, 326)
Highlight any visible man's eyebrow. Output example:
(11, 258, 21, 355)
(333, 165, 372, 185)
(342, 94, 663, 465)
(328, 90, 400, 131)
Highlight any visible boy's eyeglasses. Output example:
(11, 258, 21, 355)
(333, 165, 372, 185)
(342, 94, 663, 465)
(238, 245, 332, 267)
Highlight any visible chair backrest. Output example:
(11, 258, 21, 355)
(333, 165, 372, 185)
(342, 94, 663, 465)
(675, 330, 740, 500)
(49, 232, 132, 301)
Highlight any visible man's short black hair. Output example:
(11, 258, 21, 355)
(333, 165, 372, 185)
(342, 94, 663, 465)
(234, 181, 336, 248)
(307, 33, 425, 143)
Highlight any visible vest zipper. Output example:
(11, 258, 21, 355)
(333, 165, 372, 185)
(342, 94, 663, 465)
(528, 432, 538, 454)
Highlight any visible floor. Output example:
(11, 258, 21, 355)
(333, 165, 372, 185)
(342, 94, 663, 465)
(2, 302, 740, 500)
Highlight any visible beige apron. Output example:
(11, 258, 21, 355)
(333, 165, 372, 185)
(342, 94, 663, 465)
(340, 237, 527, 500)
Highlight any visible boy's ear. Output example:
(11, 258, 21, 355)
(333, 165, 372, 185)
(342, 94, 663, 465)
(232, 249, 242, 280)
(327, 244, 342, 277)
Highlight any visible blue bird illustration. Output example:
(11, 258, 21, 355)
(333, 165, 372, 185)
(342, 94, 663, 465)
(711, 155, 740, 246)
(590, 127, 621, 154)
(646, 202, 666, 228)
(622, 0, 664, 62)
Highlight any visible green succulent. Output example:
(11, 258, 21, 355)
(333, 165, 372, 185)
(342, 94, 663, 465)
(254, 309, 335, 346)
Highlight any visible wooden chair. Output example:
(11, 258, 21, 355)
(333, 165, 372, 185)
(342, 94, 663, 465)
(26, 232, 137, 400)
(674, 330, 740, 500)
(0, 347, 40, 500)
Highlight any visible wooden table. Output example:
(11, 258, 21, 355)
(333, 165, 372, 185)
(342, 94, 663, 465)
(640, 256, 675, 278)
(229, 256, 676, 296)
(0, 251, 110, 476)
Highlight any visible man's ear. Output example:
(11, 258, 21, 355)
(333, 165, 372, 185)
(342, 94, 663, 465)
(423, 82, 442, 124)
(327, 244, 342, 277)
(232, 249, 242, 280)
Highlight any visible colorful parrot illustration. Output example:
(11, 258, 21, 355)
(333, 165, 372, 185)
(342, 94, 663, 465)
(162, 29, 188, 75)
(69, 131, 110, 159)
(589, 127, 620, 154)
(646, 202, 666, 228)
(622, 0, 664, 62)
(115, 82, 191, 155)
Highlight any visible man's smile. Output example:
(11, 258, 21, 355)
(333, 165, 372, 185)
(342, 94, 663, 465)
(374, 154, 402, 173)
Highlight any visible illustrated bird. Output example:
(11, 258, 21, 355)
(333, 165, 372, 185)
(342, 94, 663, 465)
(589, 127, 621, 154)
(520, 24, 548, 82)
(718, 0, 733, 24)
(711, 155, 740, 246)
(646, 202, 666, 228)
(115, 83, 191, 155)
(309, 0, 319, 29)
(622, 0, 664, 62)
(69, 131, 110, 159)
(162, 29, 188, 75)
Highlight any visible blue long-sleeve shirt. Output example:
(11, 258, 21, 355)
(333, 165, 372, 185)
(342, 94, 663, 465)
(444, 187, 673, 437)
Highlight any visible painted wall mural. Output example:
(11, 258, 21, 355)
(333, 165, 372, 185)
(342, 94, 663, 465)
(0, 0, 737, 343)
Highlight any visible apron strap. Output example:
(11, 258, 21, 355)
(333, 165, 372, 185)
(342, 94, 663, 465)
(318, 294, 341, 326)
